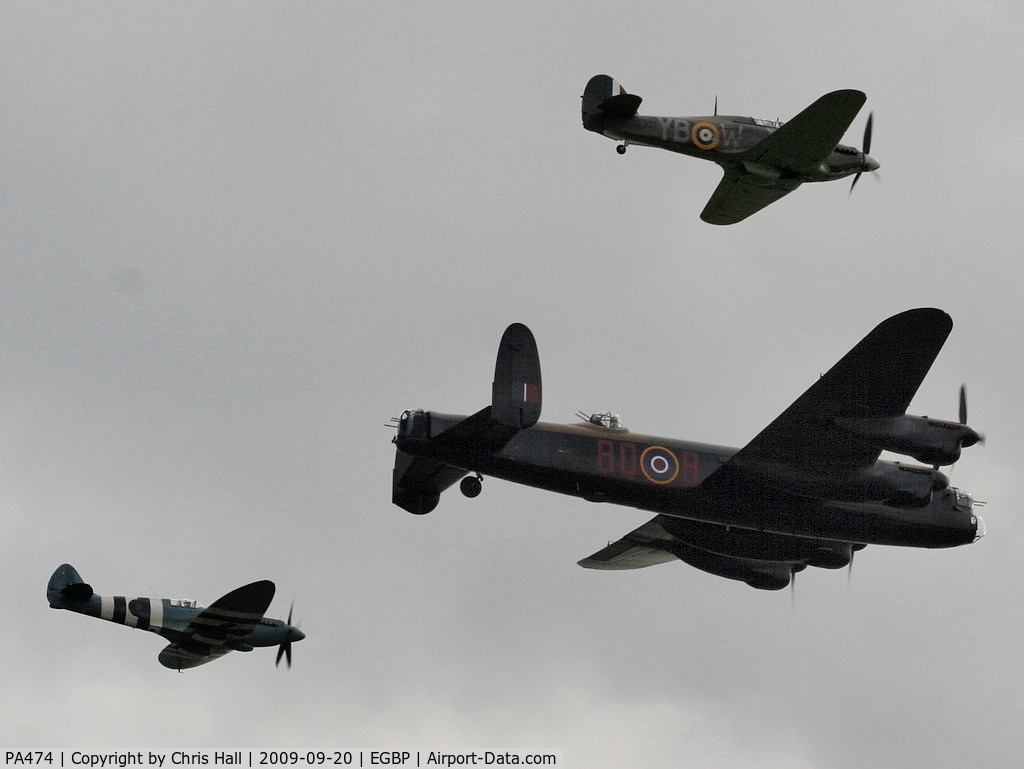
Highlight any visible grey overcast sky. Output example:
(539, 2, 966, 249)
(3, 2, 1022, 766)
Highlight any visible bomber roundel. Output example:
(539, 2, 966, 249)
(640, 446, 680, 484)
(691, 122, 721, 150)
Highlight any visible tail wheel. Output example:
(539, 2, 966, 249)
(460, 475, 482, 498)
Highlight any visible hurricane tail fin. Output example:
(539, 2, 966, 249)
(582, 74, 642, 131)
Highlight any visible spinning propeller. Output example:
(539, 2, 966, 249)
(940, 384, 983, 479)
(275, 601, 301, 669)
(956, 383, 984, 447)
(849, 111, 876, 194)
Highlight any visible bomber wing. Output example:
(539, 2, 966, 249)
(158, 580, 275, 670)
(578, 518, 680, 570)
(704, 308, 952, 486)
(579, 515, 807, 589)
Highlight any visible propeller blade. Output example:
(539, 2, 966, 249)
(959, 383, 968, 425)
(276, 642, 293, 668)
(276, 600, 299, 668)
(849, 112, 875, 196)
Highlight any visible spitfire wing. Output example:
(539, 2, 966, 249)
(746, 89, 866, 172)
(158, 580, 275, 670)
(707, 308, 952, 483)
(700, 173, 802, 225)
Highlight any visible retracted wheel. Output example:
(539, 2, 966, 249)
(616, 144, 627, 155)
(460, 475, 482, 498)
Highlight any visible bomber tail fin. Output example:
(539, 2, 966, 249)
(582, 74, 642, 132)
(47, 564, 94, 608)
(391, 323, 541, 515)
(491, 322, 542, 429)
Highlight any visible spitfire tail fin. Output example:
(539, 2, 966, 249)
(47, 563, 94, 608)
(491, 323, 542, 429)
(582, 74, 642, 132)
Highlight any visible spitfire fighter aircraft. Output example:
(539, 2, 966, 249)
(391, 310, 984, 590)
(47, 564, 305, 669)
(581, 74, 879, 224)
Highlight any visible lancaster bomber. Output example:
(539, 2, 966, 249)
(581, 74, 878, 224)
(390, 310, 983, 590)
(47, 564, 304, 669)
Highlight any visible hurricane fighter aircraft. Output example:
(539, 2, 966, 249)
(391, 310, 984, 590)
(47, 564, 305, 669)
(581, 74, 879, 224)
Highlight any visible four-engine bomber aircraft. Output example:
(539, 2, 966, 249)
(47, 564, 305, 669)
(391, 310, 984, 590)
(581, 74, 879, 224)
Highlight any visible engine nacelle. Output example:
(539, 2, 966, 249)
(740, 455, 947, 505)
(806, 542, 854, 570)
(834, 414, 980, 467)
(856, 460, 948, 507)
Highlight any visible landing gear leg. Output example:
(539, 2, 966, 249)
(460, 474, 483, 498)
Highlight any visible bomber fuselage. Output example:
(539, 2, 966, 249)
(394, 411, 981, 549)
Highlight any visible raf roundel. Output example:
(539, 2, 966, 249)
(691, 122, 721, 150)
(640, 446, 680, 484)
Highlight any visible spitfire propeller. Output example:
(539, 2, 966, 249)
(849, 111, 876, 194)
(275, 602, 301, 669)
